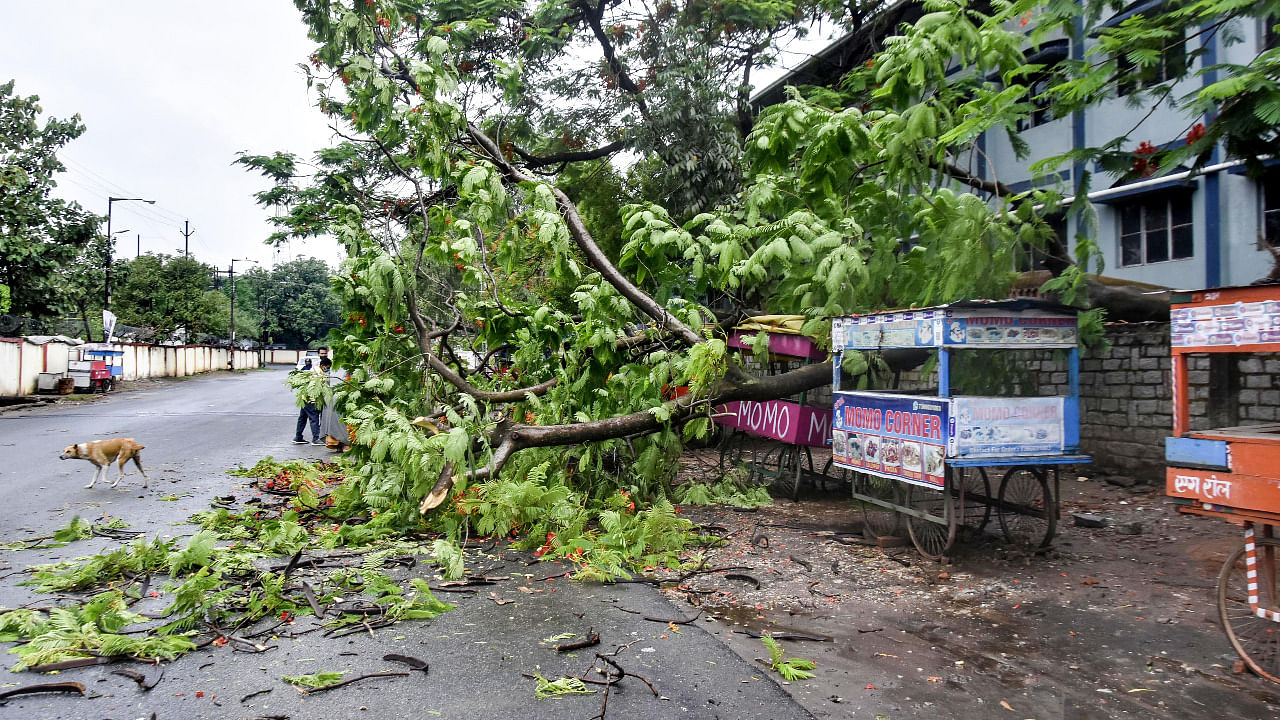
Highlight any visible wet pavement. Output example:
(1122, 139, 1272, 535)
(665, 473, 1280, 720)
(0, 368, 813, 720)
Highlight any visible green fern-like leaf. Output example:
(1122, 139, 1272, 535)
(283, 671, 346, 689)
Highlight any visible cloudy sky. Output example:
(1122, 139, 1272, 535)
(0, 2, 340, 271)
(1, 3, 835, 275)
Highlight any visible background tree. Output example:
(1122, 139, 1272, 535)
(111, 254, 226, 339)
(236, 0, 1279, 574)
(240, 258, 343, 347)
(0, 80, 100, 321)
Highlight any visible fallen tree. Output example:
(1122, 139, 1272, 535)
(234, 0, 1280, 570)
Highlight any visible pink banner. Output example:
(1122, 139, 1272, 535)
(727, 331, 827, 361)
(714, 400, 832, 447)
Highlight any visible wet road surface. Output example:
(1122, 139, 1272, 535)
(0, 368, 813, 720)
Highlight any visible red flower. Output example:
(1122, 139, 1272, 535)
(1132, 141, 1159, 177)
(280, 611, 292, 622)
(196, 691, 204, 698)
(1186, 122, 1206, 145)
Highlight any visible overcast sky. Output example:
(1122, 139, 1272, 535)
(1, 3, 835, 275)
(1, 2, 339, 271)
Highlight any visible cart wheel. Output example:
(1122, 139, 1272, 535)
(855, 473, 901, 540)
(955, 466, 992, 532)
(1219, 536, 1280, 683)
(905, 483, 958, 561)
(772, 446, 803, 501)
(718, 431, 746, 477)
(997, 467, 1056, 548)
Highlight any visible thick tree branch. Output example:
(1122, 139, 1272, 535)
(577, 0, 652, 119)
(419, 361, 833, 511)
(941, 161, 1018, 198)
(513, 140, 631, 168)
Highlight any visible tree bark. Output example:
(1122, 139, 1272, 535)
(420, 360, 832, 511)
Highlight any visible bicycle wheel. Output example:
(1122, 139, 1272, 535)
(997, 467, 1056, 548)
(905, 482, 958, 561)
(855, 473, 901, 540)
(1219, 535, 1280, 684)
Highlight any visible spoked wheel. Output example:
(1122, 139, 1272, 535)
(905, 482, 959, 562)
(718, 430, 747, 478)
(1219, 536, 1280, 684)
(997, 466, 1056, 548)
(855, 473, 902, 540)
(954, 466, 992, 532)
(772, 446, 806, 501)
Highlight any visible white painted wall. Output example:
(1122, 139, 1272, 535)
(0, 340, 272, 396)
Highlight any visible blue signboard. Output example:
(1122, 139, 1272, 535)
(832, 392, 949, 488)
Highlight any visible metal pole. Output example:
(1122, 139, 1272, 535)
(136, 233, 140, 259)
(105, 199, 113, 310)
(229, 262, 236, 345)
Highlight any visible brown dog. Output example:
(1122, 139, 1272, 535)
(60, 438, 149, 489)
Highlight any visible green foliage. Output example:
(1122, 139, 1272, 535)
(110, 254, 226, 338)
(48, 515, 92, 546)
(0, 79, 101, 322)
(24, 536, 174, 592)
(231, 0, 1279, 580)
(238, 258, 343, 346)
(762, 635, 816, 681)
(284, 671, 347, 689)
(532, 673, 595, 699)
(675, 479, 773, 509)
(1, 592, 195, 671)
(0, 282, 9, 313)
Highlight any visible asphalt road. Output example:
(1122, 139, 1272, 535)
(0, 368, 814, 720)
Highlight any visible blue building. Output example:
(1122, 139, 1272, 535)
(755, 2, 1278, 290)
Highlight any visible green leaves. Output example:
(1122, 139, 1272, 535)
(762, 635, 816, 681)
(284, 671, 347, 690)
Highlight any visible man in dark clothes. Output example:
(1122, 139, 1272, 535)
(293, 359, 322, 445)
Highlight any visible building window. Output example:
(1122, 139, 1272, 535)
(1264, 174, 1280, 246)
(1016, 214, 1066, 271)
(1117, 38, 1186, 96)
(1119, 194, 1193, 266)
(1016, 74, 1056, 131)
(1011, 40, 1069, 132)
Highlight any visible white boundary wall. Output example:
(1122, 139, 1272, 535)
(0, 338, 269, 396)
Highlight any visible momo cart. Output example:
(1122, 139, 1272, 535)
(830, 299, 1091, 560)
(714, 316, 834, 500)
(1164, 285, 1280, 683)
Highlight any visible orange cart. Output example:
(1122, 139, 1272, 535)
(1165, 285, 1280, 683)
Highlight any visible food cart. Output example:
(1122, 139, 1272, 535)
(77, 347, 123, 392)
(1164, 285, 1280, 683)
(830, 299, 1091, 560)
(714, 316, 834, 500)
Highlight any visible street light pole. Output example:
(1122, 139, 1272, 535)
(228, 258, 257, 368)
(105, 197, 155, 310)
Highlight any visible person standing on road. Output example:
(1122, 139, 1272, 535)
(317, 357, 350, 451)
(292, 359, 322, 445)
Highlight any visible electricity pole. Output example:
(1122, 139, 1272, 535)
(136, 233, 140, 259)
(180, 221, 194, 257)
